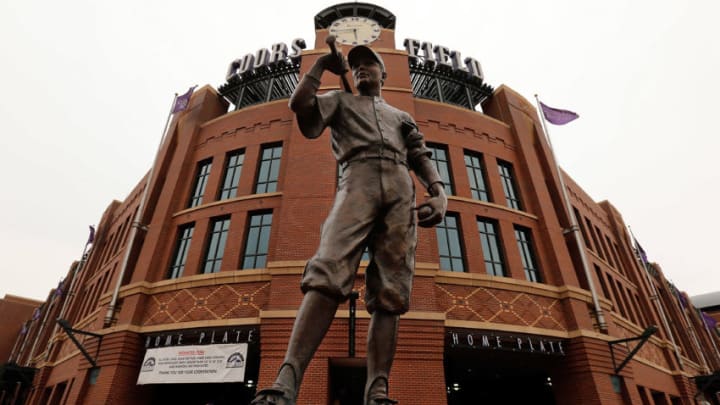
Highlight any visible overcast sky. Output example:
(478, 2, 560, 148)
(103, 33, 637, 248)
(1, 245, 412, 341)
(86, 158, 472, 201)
(1, 0, 718, 302)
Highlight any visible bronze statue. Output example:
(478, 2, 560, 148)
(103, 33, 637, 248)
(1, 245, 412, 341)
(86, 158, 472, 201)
(252, 39, 447, 405)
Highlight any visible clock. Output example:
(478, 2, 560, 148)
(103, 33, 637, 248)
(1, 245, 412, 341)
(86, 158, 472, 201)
(328, 17, 381, 46)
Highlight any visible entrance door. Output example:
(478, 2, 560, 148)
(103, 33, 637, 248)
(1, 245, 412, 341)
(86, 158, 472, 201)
(329, 358, 367, 405)
(445, 351, 557, 405)
(150, 382, 255, 405)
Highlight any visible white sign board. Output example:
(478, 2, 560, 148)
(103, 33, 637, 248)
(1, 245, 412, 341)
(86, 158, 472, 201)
(137, 344, 248, 385)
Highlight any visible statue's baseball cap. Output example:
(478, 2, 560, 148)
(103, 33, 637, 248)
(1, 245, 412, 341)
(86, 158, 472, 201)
(347, 46, 385, 72)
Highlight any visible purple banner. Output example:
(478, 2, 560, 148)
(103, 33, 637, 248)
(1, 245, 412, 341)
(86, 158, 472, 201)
(172, 86, 196, 113)
(539, 101, 579, 125)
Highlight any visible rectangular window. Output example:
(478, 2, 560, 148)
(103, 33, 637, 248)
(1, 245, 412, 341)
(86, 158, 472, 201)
(498, 160, 521, 210)
(515, 226, 541, 282)
(594, 225, 611, 262)
(626, 287, 642, 324)
(609, 239, 623, 271)
(573, 207, 592, 252)
(464, 151, 489, 201)
(188, 159, 212, 208)
(219, 150, 245, 200)
(478, 218, 505, 276)
(619, 285, 637, 323)
(168, 224, 194, 279)
(203, 217, 230, 274)
(585, 218, 602, 258)
(436, 213, 465, 272)
(255, 144, 283, 194)
(242, 212, 273, 269)
(637, 386, 651, 405)
(632, 293, 648, 326)
(608, 276, 628, 318)
(594, 264, 611, 299)
(602, 234, 616, 267)
(427, 144, 454, 195)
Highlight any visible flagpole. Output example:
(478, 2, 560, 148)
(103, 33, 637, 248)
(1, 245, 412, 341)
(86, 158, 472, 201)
(628, 226, 685, 370)
(104, 88, 193, 327)
(534, 95, 607, 332)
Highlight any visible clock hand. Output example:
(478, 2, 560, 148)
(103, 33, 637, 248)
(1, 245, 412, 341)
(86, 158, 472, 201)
(354, 28, 358, 40)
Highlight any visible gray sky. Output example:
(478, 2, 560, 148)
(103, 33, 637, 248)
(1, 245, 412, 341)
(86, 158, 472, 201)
(1, 0, 718, 301)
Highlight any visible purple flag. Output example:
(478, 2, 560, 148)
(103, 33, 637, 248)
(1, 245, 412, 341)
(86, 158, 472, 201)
(20, 322, 28, 335)
(539, 101, 579, 125)
(32, 308, 40, 321)
(678, 291, 689, 309)
(701, 311, 717, 329)
(87, 225, 96, 245)
(633, 237, 648, 264)
(171, 86, 197, 113)
(54, 280, 64, 298)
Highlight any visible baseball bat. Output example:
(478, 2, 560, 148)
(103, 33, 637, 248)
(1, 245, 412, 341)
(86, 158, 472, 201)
(325, 35, 353, 93)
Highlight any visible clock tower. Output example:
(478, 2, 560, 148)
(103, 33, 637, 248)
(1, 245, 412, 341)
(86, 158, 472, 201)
(313, 3, 397, 50)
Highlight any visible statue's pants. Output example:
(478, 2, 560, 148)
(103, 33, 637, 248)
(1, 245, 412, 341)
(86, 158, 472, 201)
(301, 158, 417, 315)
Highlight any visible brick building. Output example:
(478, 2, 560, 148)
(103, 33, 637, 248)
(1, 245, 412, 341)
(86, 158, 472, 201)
(0, 295, 42, 364)
(4, 3, 720, 405)
(0, 294, 43, 405)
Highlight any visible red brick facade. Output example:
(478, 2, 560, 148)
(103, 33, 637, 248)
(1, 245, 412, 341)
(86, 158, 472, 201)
(0, 295, 41, 364)
(4, 3, 720, 405)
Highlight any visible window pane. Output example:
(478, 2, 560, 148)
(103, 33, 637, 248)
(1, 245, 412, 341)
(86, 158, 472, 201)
(448, 231, 462, 257)
(465, 151, 489, 202)
(437, 230, 449, 256)
(257, 163, 270, 186)
(220, 150, 244, 200)
(515, 226, 540, 282)
(168, 224, 194, 279)
(243, 212, 273, 269)
(436, 214, 464, 272)
(498, 160, 521, 210)
(203, 218, 230, 274)
(246, 228, 260, 253)
(188, 160, 212, 207)
(428, 144, 454, 195)
(258, 226, 271, 254)
(255, 145, 282, 194)
(478, 218, 505, 277)
(255, 254, 267, 269)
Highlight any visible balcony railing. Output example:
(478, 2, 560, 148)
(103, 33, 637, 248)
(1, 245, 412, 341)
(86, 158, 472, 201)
(409, 58, 494, 111)
(219, 60, 300, 111)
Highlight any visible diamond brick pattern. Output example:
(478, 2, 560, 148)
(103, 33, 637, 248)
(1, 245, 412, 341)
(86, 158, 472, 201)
(616, 324, 669, 369)
(142, 282, 270, 325)
(436, 284, 567, 331)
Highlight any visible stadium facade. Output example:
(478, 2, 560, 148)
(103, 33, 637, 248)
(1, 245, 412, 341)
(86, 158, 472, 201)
(4, 3, 720, 405)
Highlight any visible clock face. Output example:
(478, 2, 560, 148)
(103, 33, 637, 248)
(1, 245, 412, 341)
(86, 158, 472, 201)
(328, 17, 381, 46)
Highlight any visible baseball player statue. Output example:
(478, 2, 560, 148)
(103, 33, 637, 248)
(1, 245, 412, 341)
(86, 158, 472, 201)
(251, 39, 447, 405)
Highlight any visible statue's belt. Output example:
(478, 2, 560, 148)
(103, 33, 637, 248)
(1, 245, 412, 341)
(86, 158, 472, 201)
(340, 150, 408, 169)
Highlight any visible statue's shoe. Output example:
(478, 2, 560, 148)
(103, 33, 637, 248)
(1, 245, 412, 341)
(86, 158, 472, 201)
(250, 387, 295, 405)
